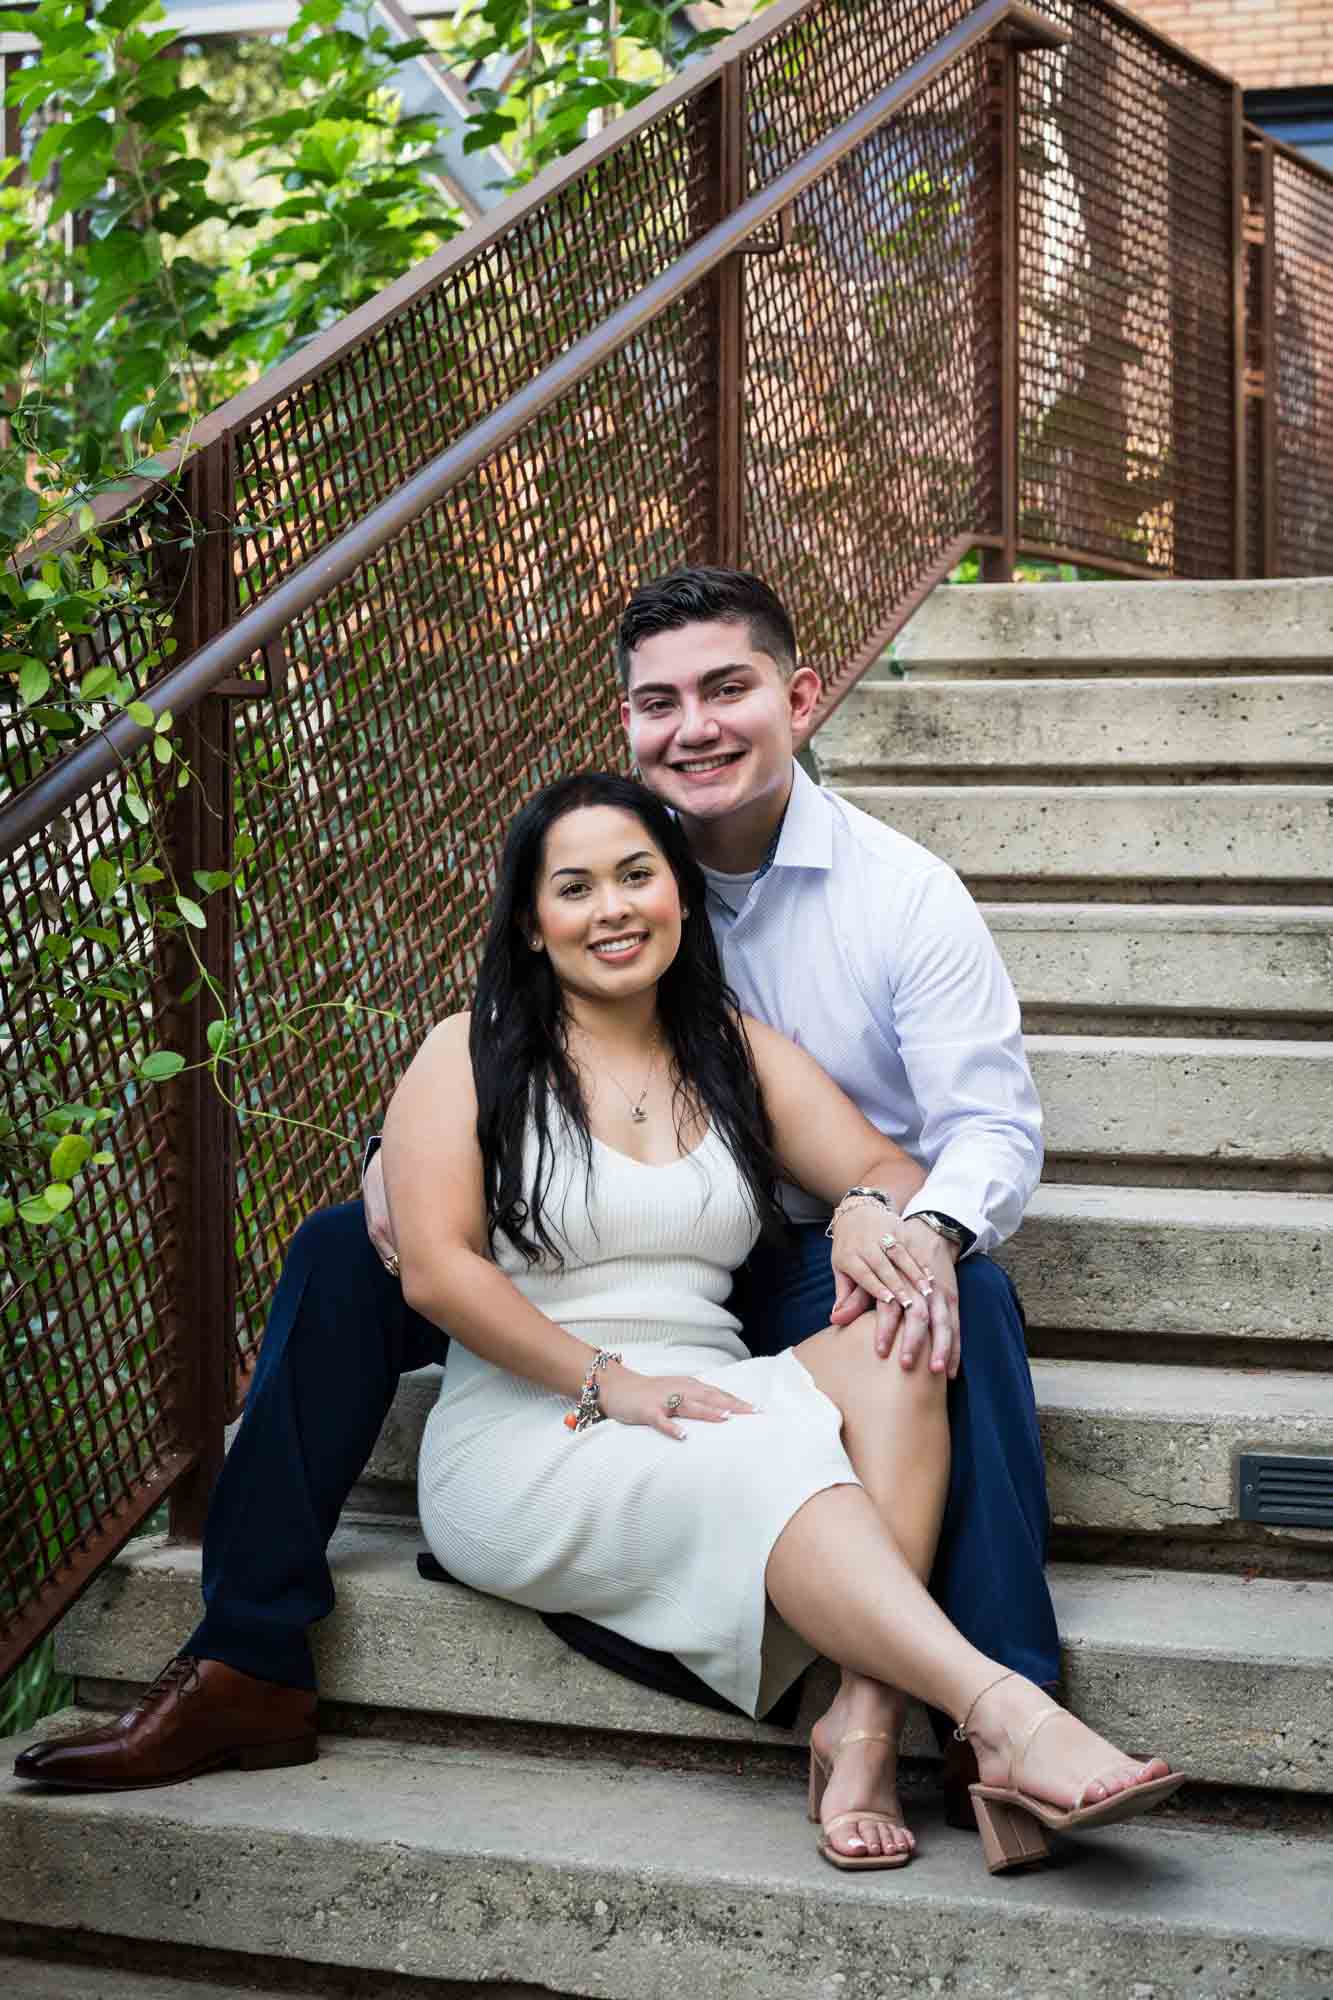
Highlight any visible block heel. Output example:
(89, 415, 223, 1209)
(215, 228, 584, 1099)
(970, 1790, 1051, 1874)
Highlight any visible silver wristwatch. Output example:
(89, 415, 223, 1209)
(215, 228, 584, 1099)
(912, 1210, 970, 1250)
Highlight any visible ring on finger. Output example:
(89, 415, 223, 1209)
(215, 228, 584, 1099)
(664, 1391, 684, 1415)
(879, 1233, 896, 1253)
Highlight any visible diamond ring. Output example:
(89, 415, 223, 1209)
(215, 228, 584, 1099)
(383, 1251, 401, 1277)
(879, 1234, 896, 1254)
(665, 1392, 684, 1414)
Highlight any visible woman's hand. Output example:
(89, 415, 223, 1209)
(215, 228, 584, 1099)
(596, 1367, 757, 1441)
(829, 1201, 933, 1360)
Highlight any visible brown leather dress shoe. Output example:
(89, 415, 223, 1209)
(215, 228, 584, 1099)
(12, 1655, 317, 1791)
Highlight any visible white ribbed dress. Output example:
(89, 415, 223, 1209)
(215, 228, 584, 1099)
(416, 1115, 860, 1719)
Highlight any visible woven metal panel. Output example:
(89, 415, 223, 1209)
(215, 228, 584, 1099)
(231, 99, 716, 611)
(1015, 0, 1234, 574)
(744, 0, 972, 188)
(0, 764, 188, 1657)
(225, 298, 713, 1388)
(1270, 152, 1333, 579)
(742, 56, 994, 705)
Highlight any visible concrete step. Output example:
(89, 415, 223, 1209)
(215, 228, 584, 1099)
(1034, 1357, 1333, 1535)
(1000, 1185, 1333, 1342)
(1028, 1033, 1333, 1172)
(353, 1357, 1333, 1544)
(892, 576, 1333, 677)
(836, 783, 1333, 891)
(51, 1524, 1333, 1793)
(4, 1724, 1332, 1996)
(816, 676, 1333, 781)
(0, 1962, 297, 2000)
(985, 904, 1333, 1026)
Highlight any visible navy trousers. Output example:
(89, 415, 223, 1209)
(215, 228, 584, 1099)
(188, 1206, 1059, 1698)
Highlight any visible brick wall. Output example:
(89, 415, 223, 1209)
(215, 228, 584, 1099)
(1127, 1, 1333, 90)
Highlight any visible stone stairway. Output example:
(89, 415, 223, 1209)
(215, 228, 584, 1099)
(3, 577, 1332, 1997)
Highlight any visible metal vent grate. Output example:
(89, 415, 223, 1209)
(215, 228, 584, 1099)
(1237, 1454, 1333, 1529)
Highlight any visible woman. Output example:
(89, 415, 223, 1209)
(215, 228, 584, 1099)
(383, 773, 1182, 1874)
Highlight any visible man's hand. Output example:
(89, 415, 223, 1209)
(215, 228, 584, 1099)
(894, 1218, 961, 1377)
(363, 1147, 399, 1273)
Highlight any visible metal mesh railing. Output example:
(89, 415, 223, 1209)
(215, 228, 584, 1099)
(1015, 0, 1235, 574)
(4, 0, 1333, 1676)
(1269, 147, 1333, 580)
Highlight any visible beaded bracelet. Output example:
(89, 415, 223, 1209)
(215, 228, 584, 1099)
(824, 1186, 899, 1240)
(564, 1348, 622, 1433)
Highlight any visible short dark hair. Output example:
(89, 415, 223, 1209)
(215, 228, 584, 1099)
(615, 566, 797, 689)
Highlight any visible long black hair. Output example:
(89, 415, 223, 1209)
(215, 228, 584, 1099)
(469, 771, 789, 1264)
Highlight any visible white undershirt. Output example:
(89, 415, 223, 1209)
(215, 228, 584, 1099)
(700, 862, 760, 918)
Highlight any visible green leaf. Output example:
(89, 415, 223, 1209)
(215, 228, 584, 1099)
(130, 865, 164, 884)
(80, 665, 116, 700)
(124, 790, 151, 826)
(233, 832, 256, 861)
(91, 1151, 115, 1166)
(18, 1195, 56, 1228)
(89, 858, 119, 903)
(90, 557, 109, 590)
(50, 1134, 92, 1180)
(155, 709, 173, 732)
(153, 735, 172, 764)
(127, 701, 156, 726)
(0, 1198, 14, 1228)
(18, 661, 51, 706)
(43, 1184, 74, 1215)
(175, 894, 206, 928)
(206, 1017, 230, 1055)
(139, 1050, 186, 1082)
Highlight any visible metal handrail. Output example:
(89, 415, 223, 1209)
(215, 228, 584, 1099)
(0, 0, 1066, 862)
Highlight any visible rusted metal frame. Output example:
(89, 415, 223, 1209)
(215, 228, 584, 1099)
(802, 533, 976, 741)
(0, 1453, 196, 1678)
(712, 59, 747, 568)
(0, 0, 1071, 864)
(1083, 0, 1240, 93)
(161, 437, 239, 1541)
(973, 533, 1159, 580)
(1256, 137, 1277, 579)
(981, 38, 1020, 583)
(1245, 123, 1333, 191)
(1231, 86, 1248, 579)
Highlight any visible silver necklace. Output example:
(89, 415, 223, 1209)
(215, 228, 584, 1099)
(587, 1027, 661, 1124)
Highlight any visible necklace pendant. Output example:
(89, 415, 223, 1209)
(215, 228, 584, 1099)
(631, 1105, 648, 1124)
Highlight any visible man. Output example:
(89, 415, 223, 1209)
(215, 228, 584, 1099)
(16, 568, 1056, 1834)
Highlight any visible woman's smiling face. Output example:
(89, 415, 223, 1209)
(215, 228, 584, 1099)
(528, 804, 685, 1004)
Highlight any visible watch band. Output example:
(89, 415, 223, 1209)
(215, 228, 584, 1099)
(913, 1210, 974, 1251)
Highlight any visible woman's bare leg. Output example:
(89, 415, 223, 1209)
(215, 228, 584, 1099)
(766, 1485, 1173, 1817)
(790, 1313, 951, 1859)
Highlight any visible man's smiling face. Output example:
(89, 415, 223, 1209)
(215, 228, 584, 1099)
(620, 617, 821, 835)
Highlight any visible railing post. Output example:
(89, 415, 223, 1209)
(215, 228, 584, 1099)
(695, 58, 747, 569)
(1257, 139, 1277, 579)
(1230, 87, 1249, 578)
(164, 437, 238, 1542)
(981, 37, 1020, 583)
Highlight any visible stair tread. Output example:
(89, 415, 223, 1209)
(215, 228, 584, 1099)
(1025, 1182, 1333, 1227)
(4, 1723, 1332, 1994)
(0, 1961, 291, 2000)
(52, 1529, 1333, 1793)
(1030, 1355, 1333, 1421)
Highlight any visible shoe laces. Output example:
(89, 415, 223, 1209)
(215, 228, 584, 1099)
(133, 1653, 201, 1715)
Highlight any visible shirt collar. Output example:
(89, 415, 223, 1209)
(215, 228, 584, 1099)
(763, 760, 833, 875)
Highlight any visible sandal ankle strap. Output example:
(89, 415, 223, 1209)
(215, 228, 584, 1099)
(953, 1670, 1016, 1744)
(834, 1730, 894, 1750)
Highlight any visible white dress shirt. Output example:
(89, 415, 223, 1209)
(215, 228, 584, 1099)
(700, 762, 1042, 1254)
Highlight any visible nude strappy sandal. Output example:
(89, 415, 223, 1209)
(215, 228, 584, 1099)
(958, 1673, 1186, 1875)
(807, 1729, 913, 1872)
